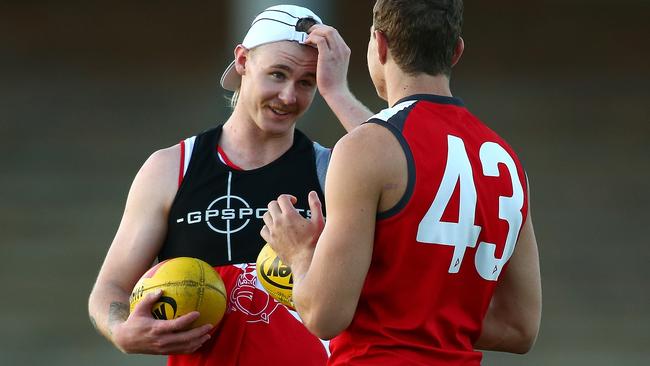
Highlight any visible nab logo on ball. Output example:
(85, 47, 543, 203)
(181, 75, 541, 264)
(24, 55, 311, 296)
(259, 256, 293, 290)
(256, 244, 295, 308)
(152, 296, 178, 320)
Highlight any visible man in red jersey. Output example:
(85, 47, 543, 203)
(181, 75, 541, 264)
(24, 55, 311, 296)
(88, 4, 372, 366)
(262, 0, 542, 364)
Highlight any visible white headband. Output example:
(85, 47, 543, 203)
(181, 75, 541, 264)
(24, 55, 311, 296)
(220, 4, 323, 91)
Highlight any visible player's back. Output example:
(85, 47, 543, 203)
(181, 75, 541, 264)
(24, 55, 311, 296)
(329, 94, 528, 365)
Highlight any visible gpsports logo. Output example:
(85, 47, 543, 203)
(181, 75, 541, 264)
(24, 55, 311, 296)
(175, 194, 310, 235)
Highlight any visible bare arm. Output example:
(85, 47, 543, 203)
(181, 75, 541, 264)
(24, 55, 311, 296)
(321, 87, 373, 133)
(263, 124, 397, 339)
(306, 24, 373, 132)
(88, 145, 212, 354)
(474, 194, 542, 354)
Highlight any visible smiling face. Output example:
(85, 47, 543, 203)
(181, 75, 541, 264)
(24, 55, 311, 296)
(235, 41, 318, 136)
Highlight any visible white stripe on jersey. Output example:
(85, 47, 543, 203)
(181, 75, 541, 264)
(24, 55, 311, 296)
(370, 100, 417, 122)
(217, 150, 227, 165)
(182, 136, 196, 177)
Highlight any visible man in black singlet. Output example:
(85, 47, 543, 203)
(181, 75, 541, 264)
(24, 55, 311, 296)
(88, 5, 372, 365)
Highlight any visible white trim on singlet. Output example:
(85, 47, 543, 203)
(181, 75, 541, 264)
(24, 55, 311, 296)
(371, 100, 417, 122)
(312, 141, 331, 192)
(217, 150, 227, 165)
(182, 136, 196, 178)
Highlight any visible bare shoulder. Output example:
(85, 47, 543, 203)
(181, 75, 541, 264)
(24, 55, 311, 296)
(334, 122, 401, 160)
(129, 143, 181, 209)
(330, 123, 407, 210)
(140, 144, 181, 177)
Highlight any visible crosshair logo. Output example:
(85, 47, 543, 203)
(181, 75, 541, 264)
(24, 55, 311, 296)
(206, 194, 254, 234)
(175, 195, 269, 235)
(176, 196, 308, 235)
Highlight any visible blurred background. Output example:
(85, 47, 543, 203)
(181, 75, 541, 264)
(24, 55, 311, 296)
(1, 0, 648, 365)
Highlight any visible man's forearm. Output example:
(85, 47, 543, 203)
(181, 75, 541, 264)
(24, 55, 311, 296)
(322, 87, 373, 132)
(88, 284, 130, 342)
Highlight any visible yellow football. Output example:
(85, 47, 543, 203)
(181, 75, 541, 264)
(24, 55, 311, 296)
(129, 257, 227, 328)
(256, 243, 294, 309)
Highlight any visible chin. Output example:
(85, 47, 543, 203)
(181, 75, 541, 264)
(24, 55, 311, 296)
(258, 117, 297, 136)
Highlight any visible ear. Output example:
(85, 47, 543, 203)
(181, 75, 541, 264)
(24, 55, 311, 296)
(374, 29, 389, 65)
(450, 36, 464, 67)
(234, 44, 250, 76)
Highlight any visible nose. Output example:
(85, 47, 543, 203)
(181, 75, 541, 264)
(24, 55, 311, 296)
(277, 83, 297, 105)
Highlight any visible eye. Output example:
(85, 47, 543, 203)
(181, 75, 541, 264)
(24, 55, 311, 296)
(299, 79, 315, 88)
(270, 71, 286, 80)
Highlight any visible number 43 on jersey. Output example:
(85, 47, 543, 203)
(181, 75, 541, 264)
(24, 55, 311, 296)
(416, 135, 524, 281)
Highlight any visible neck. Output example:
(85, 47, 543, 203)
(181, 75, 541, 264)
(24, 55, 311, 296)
(384, 63, 452, 106)
(219, 108, 295, 170)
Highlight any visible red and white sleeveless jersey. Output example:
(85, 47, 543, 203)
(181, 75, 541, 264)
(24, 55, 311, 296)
(329, 94, 528, 365)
